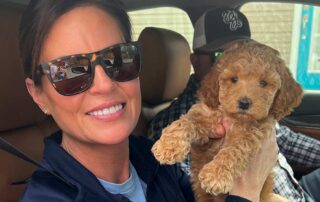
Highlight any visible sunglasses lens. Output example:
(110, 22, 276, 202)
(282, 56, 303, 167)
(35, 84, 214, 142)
(49, 57, 92, 95)
(41, 42, 141, 96)
(101, 43, 140, 82)
(214, 51, 223, 58)
(210, 50, 223, 63)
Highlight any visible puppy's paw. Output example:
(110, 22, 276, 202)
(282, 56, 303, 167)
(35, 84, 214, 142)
(151, 136, 190, 164)
(198, 163, 233, 195)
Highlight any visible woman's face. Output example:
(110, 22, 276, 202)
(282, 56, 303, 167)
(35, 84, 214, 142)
(31, 6, 141, 145)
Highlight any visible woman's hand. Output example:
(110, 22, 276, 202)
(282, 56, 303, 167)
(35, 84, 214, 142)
(229, 126, 278, 201)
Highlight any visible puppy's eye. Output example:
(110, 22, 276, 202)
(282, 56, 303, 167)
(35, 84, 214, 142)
(231, 77, 238, 84)
(260, 80, 268, 87)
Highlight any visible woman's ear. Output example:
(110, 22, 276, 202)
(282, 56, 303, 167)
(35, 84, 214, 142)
(25, 78, 49, 114)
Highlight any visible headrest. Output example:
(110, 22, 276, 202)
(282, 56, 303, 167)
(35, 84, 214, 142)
(0, 4, 46, 131)
(138, 27, 191, 105)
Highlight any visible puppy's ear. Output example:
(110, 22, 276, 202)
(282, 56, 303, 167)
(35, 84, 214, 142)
(270, 58, 303, 120)
(197, 64, 221, 109)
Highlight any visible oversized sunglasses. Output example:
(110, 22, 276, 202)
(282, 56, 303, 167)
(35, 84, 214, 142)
(37, 42, 141, 96)
(193, 49, 223, 64)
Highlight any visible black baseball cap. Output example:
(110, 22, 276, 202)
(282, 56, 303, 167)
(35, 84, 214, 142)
(193, 7, 251, 51)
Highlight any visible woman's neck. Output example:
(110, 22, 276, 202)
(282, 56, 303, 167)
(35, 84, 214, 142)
(61, 135, 130, 184)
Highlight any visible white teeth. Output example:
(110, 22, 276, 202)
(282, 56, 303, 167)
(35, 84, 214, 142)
(88, 104, 123, 116)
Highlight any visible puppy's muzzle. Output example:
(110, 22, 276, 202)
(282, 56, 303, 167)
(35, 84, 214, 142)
(238, 97, 252, 110)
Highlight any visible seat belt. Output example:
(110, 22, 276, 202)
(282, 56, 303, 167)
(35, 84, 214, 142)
(0, 136, 74, 188)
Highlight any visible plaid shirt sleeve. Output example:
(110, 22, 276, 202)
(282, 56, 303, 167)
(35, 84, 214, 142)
(273, 153, 306, 202)
(148, 74, 307, 201)
(276, 124, 320, 167)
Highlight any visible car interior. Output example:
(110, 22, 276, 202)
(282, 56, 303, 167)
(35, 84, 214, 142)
(134, 26, 191, 136)
(0, 0, 320, 201)
(0, 3, 60, 201)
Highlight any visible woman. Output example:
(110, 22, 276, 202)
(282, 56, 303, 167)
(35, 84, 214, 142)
(19, 0, 278, 201)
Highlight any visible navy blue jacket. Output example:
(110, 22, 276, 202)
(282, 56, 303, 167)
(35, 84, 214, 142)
(21, 132, 250, 202)
(21, 132, 194, 202)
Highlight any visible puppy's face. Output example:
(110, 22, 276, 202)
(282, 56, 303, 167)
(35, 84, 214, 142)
(218, 59, 281, 121)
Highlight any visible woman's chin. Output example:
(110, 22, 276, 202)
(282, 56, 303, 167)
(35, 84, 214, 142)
(88, 126, 133, 145)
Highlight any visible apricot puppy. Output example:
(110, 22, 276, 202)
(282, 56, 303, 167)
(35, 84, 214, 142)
(152, 40, 303, 202)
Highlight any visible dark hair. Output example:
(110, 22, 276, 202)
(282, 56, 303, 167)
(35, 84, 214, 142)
(18, 0, 132, 86)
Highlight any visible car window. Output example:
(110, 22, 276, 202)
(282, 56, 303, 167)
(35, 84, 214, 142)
(128, 7, 194, 49)
(129, 5, 320, 93)
(241, 3, 320, 92)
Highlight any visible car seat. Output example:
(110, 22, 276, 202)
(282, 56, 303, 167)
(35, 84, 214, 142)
(133, 27, 191, 136)
(0, 3, 59, 201)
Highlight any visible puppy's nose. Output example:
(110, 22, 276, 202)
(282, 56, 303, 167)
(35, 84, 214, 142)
(238, 97, 252, 110)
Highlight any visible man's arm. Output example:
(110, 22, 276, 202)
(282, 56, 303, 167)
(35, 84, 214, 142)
(273, 153, 305, 201)
(276, 124, 320, 167)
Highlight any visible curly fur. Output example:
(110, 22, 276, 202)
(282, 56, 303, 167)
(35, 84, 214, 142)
(151, 40, 303, 202)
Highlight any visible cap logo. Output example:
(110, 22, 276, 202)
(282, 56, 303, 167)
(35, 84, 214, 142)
(222, 10, 243, 31)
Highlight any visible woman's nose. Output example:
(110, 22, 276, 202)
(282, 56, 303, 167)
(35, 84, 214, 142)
(89, 65, 115, 94)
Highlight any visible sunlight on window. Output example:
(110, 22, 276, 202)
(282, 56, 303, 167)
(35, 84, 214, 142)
(241, 3, 294, 66)
(309, 7, 320, 73)
(242, 3, 320, 91)
(128, 7, 194, 47)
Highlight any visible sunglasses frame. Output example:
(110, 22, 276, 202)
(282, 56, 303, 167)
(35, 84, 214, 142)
(193, 49, 224, 64)
(37, 41, 141, 96)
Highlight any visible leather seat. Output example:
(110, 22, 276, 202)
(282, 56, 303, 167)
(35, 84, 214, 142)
(133, 27, 191, 136)
(0, 3, 58, 201)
